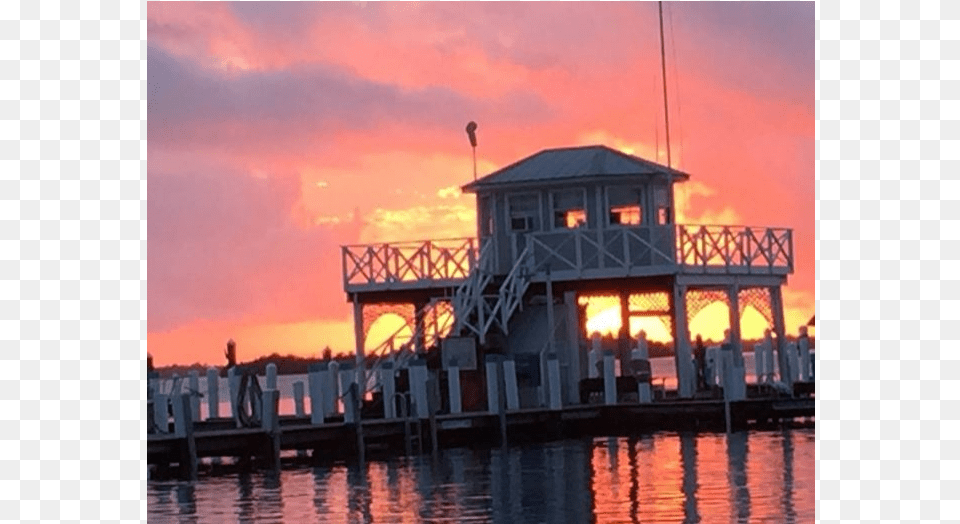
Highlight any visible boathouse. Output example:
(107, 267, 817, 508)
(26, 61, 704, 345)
(342, 144, 794, 406)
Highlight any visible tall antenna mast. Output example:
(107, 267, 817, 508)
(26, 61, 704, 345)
(658, 1, 672, 169)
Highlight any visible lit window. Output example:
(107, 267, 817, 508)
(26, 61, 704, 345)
(555, 209, 587, 229)
(609, 205, 641, 226)
(657, 207, 671, 225)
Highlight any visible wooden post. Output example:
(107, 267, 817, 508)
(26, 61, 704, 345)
(634, 332, 652, 404)
(327, 361, 340, 416)
(172, 393, 197, 480)
(485, 355, 500, 413)
(381, 362, 396, 419)
(261, 388, 280, 471)
(798, 326, 811, 382)
(188, 370, 201, 422)
(448, 365, 462, 414)
(293, 381, 305, 417)
(589, 333, 601, 379)
(547, 354, 562, 410)
(409, 358, 429, 420)
(502, 358, 520, 411)
(353, 298, 366, 395)
(672, 284, 695, 398)
(308, 363, 325, 425)
(206, 367, 219, 420)
(228, 367, 240, 426)
(266, 363, 278, 391)
(770, 286, 791, 388)
(339, 363, 357, 423)
(564, 290, 581, 406)
(153, 393, 168, 434)
(603, 350, 616, 405)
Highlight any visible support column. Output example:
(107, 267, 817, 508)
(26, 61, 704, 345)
(770, 286, 791, 388)
(619, 290, 630, 354)
(727, 286, 742, 353)
(672, 284, 695, 398)
(564, 291, 581, 406)
(414, 301, 428, 355)
(353, 298, 366, 393)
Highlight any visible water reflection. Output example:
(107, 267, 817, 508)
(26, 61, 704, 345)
(147, 429, 814, 523)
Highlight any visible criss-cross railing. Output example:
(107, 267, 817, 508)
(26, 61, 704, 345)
(342, 238, 478, 291)
(676, 225, 793, 274)
(362, 300, 455, 395)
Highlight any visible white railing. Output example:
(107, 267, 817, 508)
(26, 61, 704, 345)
(527, 226, 676, 275)
(342, 237, 478, 290)
(525, 224, 792, 277)
(676, 225, 793, 274)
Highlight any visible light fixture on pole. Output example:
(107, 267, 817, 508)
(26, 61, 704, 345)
(465, 121, 478, 180)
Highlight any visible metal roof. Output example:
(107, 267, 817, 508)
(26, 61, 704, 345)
(462, 145, 690, 192)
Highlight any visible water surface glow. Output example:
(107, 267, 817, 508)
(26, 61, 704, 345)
(148, 428, 814, 523)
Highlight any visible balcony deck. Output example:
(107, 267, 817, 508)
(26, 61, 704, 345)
(342, 225, 793, 295)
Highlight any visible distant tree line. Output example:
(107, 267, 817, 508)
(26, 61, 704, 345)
(153, 335, 814, 378)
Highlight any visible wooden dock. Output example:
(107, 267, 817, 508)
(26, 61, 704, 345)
(148, 391, 814, 480)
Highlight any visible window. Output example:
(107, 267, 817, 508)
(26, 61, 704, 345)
(657, 207, 670, 225)
(556, 209, 587, 228)
(607, 187, 643, 226)
(479, 195, 495, 236)
(609, 205, 641, 225)
(508, 194, 539, 232)
(552, 189, 587, 229)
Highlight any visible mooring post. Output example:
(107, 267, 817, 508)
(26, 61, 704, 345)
(589, 333, 601, 379)
(603, 350, 616, 405)
(798, 326, 811, 382)
(409, 358, 429, 420)
(381, 362, 396, 419)
(293, 381, 305, 417)
(228, 367, 240, 425)
(633, 331, 652, 404)
(308, 363, 325, 425)
(261, 388, 280, 471)
(721, 347, 733, 433)
(547, 353, 562, 410)
(426, 375, 439, 456)
(205, 368, 219, 420)
(327, 360, 340, 416)
(266, 363, 278, 391)
(293, 381, 307, 458)
(705, 346, 719, 388)
(485, 355, 500, 413)
(502, 358, 520, 411)
(339, 363, 357, 423)
(350, 382, 365, 464)
(188, 370, 201, 422)
(754, 338, 767, 385)
(153, 393, 169, 434)
(172, 393, 198, 480)
(448, 364, 462, 414)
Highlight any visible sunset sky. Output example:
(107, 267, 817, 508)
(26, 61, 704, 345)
(147, 1, 814, 366)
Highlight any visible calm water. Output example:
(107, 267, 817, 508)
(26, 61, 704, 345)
(147, 428, 815, 523)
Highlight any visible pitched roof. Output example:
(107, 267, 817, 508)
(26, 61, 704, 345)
(462, 144, 690, 192)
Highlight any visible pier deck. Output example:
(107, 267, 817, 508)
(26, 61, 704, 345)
(148, 394, 814, 478)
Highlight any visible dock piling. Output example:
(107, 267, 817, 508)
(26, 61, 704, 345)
(485, 356, 500, 413)
(266, 363, 278, 390)
(547, 354, 562, 410)
(172, 393, 198, 480)
(293, 381, 305, 417)
(448, 364, 462, 414)
(589, 333, 601, 379)
(502, 358, 520, 411)
(188, 370, 201, 422)
(308, 363, 325, 425)
(154, 393, 169, 433)
(381, 362, 396, 419)
(228, 367, 240, 426)
(261, 388, 281, 471)
(339, 363, 357, 423)
(327, 361, 340, 416)
(603, 350, 616, 405)
(206, 367, 219, 419)
(410, 359, 429, 419)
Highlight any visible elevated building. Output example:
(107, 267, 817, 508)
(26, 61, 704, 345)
(342, 145, 793, 403)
